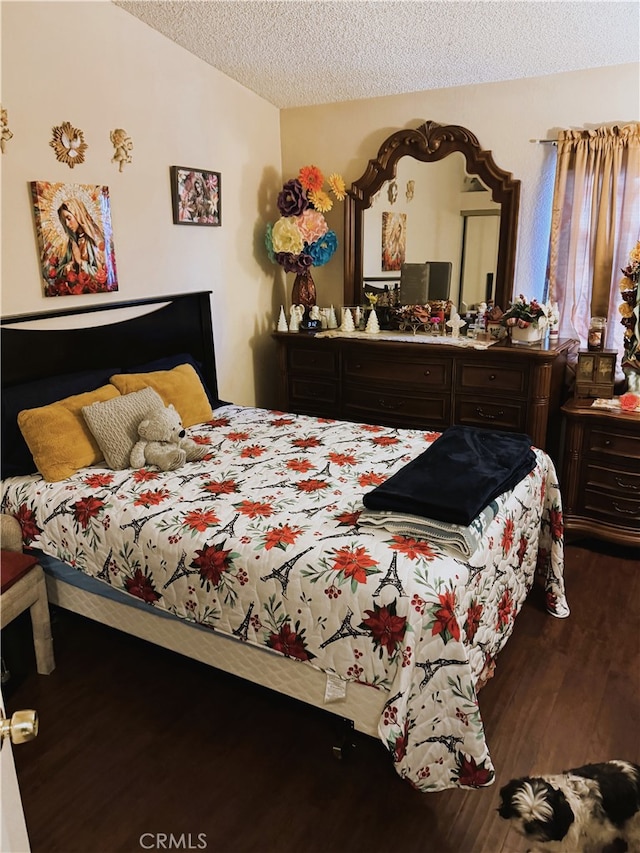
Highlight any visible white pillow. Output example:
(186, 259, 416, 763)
(82, 387, 164, 470)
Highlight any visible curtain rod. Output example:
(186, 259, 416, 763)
(530, 138, 557, 145)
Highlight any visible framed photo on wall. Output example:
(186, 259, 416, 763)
(170, 166, 221, 226)
(31, 181, 119, 297)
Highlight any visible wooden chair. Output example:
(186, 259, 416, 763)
(1, 516, 55, 675)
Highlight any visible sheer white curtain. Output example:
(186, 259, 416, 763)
(547, 123, 640, 375)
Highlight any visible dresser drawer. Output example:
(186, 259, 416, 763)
(582, 488, 640, 528)
(289, 376, 338, 409)
(343, 386, 450, 429)
(457, 361, 528, 396)
(288, 345, 338, 376)
(454, 396, 528, 432)
(586, 427, 640, 463)
(583, 462, 640, 496)
(343, 351, 451, 388)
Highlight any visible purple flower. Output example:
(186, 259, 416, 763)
(275, 251, 313, 274)
(277, 179, 309, 217)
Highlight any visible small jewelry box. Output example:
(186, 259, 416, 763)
(575, 349, 617, 399)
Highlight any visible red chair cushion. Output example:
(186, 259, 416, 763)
(0, 551, 40, 594)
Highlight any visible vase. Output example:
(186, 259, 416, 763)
(291, 270, 316, 308)
(510, 324, 543, 344)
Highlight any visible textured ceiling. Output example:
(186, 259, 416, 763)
(114, 1, 640, 109)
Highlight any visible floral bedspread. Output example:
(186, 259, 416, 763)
(1, 405, 568, 792)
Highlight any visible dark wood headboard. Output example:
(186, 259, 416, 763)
(1, 291, 219, 400)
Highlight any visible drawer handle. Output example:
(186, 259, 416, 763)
(378, 399, 404, 410)
(615, 476, 640, 491)
(488, 373, 496, 381)
(611, 501, 639, 516)
(603, 439, 612, 447)
(476, 406, 504, 420)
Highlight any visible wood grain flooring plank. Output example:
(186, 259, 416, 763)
(3, 539, 638, 853)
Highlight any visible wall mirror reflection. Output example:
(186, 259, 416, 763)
(344, 122, 521, 314)
(361, 157, 501, 309)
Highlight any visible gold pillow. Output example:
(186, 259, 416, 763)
(17, 385, 120, 482)
(109, 363, 212, 427)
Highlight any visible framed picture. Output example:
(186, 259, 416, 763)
(381, 211, 406, 271)
(170, 166, 221, 226)
(31, 181, 119, 297)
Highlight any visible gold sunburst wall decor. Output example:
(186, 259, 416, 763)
(50, 121, 87, 168)
(1, 105, 13, 153)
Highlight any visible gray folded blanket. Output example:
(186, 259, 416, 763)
(362, 425, 537, 527)
(360, 495, 504, 558)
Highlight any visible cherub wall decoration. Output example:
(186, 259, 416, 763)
(110, 128, 133, 172)
(1, 105, 13, 153)
(50, 121, 87, 168)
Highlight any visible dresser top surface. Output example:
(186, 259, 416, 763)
(274, 332, 578, 358)
(563, 397, 640, 425)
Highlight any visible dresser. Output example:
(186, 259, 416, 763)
(561, 399, 640, 547)
(273, 333, 577, 460)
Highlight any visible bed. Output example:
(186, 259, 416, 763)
(0, 291, 569, 792)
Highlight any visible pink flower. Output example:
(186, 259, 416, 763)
(296, 209, 328, 244)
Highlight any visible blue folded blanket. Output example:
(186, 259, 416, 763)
(362, 425, 537, 526)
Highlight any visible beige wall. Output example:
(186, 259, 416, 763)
(1, 1, 283, 407)
(280, 64, 639, 310)
(2, 1, 638, 408)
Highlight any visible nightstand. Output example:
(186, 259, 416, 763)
(561, 399, 640, 547)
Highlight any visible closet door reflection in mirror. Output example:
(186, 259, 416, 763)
(460, 211, 500, 309)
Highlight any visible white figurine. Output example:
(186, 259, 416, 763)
(446, 308, 467, 339)
(328, 305, 338, 329)
(277, 306, 288, 332)
(365, 309, 380, 334)
(340, 308, 355, 332)
(354, 306, 362, 329)
(289, 304, 303, 332)
(309, 306, 321, 321)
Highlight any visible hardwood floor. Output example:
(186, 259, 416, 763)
(3, 538, 639, 853)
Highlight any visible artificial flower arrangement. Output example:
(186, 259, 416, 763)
(619, 240, 640, 376)
(500, 295, 551, 330)
(265, 165, 346, 274)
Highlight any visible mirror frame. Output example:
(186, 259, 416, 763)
(343, 121, 521, 310)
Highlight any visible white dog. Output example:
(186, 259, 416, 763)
(498, 761, 640, 852)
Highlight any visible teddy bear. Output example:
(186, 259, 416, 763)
(130, 404, 208, 472)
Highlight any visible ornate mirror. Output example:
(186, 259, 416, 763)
(344, 121, 520, 312)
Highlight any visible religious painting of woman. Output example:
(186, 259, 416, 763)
(381, 211, 407, 272)
(31, 182, 119, 297)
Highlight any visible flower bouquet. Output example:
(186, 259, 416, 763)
(265, 165, 346, 307)
(501, 295, 552, 344)
(619, 241, 640, 383)
(500, 295, 550, 330)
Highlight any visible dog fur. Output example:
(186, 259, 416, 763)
(498, 761, 640, 852)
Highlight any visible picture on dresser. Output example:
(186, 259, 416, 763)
(381, 211, 406, 271)
(31, 181, 119, 298)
